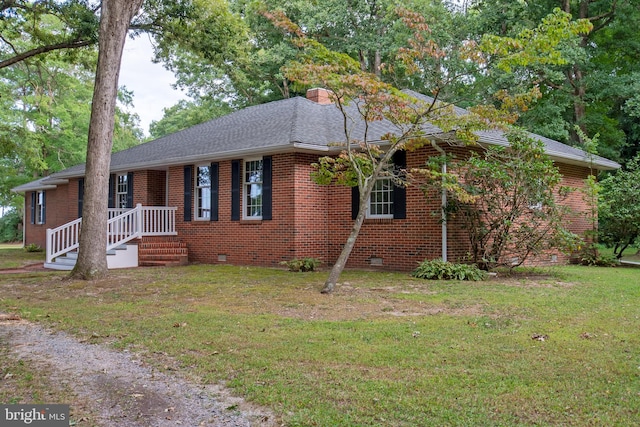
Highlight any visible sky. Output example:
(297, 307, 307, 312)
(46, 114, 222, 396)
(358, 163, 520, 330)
(119, 35, 187, 136)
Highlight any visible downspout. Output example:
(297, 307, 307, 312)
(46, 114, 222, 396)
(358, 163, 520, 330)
(431, 140, 447, 262)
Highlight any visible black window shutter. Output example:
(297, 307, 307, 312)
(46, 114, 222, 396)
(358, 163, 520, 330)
(108, 174, 115, 208)
(392, 150, 407, 219)
(78, 179, 84, 218)
(262, 156, 272, 220)
(30, 192, 36, 224)
(351, 186, 360, 220)
(126, 172, 134, 208)
(231, 160, 240, 221)
(210, 162, 219, 221)
(184, 165, 193, 222)
(41, 191, 46, 224)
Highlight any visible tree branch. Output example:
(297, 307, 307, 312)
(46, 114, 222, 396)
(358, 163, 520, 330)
(0, 38, 93, 69)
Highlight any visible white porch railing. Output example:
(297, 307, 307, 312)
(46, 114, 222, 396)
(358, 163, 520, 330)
(46, 218, 82, 264)
(46, 204, 177, 264)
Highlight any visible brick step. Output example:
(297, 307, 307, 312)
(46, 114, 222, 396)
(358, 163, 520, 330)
(141, 236, 182, 243)
(138, 247, 188, 255)
(139, 259, 187, 267)
(137, 236, 189, 267)
(138, 243, 188, 250)
(139, 252, 188, 260)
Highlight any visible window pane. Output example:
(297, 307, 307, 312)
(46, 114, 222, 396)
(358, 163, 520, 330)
(197, 166, 210, 187)
(198, 188, 210, 219)
(244, 160, 263, 218)
(36, 191, 45, 224)
(368, 178, 393, 217)
(116, 174, 128, 208)
(195, 166, 211, 219)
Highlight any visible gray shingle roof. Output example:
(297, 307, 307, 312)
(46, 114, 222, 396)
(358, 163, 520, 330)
(404, 90, 620, 170)
(13, 90, 620, 192)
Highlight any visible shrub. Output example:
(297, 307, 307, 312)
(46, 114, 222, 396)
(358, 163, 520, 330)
(280, 258, 321, 272)
(24, 243, 43, 253)
(412, 259, 487, 281)
(580, 246, 618, 267)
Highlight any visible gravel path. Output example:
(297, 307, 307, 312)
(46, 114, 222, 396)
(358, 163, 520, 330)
(0, 318, 277, 427)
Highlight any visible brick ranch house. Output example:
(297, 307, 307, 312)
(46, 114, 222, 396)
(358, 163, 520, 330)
(13, 89, 620, 271)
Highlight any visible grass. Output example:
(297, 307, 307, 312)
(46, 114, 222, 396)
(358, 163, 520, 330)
(0, 244, 44, 269)
(1, 248, 639, 426)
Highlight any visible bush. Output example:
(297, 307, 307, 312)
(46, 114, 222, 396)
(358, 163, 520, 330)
(24, 243, 43, 253)
(412, 259, 487, 281)
(280, 258, 321, 272)
(580, 246, 618, 267)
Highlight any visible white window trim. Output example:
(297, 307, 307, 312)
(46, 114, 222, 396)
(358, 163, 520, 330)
(366, 178, 394, 219)
(195, 164, 211, 220)
(243, 158, 263, 220)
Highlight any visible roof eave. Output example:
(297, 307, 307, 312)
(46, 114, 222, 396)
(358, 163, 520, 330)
(11, 178, 69, 193)
(49, 143, 334, 179)
(475, 135, 620, 171)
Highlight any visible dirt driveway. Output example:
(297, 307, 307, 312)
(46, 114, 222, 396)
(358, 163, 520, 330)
(0, 315, 276, 426)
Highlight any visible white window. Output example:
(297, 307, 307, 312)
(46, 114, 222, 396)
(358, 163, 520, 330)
(367, 178, 394, 219)
(195, 165, 211, 220)
(35, 191, 45, 224)
(244, 159, 263, 219)
(116, 174, 128, 209)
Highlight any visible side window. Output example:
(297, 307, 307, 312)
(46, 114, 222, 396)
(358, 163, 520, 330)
(243, 159, 263, 219)
(367, 178, 394, 219)
(195, 165, 211, 220)
(116, 174, 128, 208)
(35, 191, 46, 224)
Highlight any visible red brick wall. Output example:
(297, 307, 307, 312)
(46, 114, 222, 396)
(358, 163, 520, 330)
(132, 170, 166, 206)
(24, 179, 79, 248)
(170, 154, 333, 266)
(23, 150, 594, 271)
(324, 147, 593, 271)
(326, 146, 449, 271)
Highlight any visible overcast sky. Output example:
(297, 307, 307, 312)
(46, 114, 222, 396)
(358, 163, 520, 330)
(119, 35, 187, 136)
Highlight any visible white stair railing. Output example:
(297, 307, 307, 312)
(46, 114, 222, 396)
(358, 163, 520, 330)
(46, 204, 178, 265)
(46, 218, 82, 264)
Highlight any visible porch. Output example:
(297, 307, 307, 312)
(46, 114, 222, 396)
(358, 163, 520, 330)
(45, 204, 185, 270)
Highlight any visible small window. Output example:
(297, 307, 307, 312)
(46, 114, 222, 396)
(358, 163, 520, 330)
(195, 165, 211, 220)
(35, 191, 45, 224)
(116, 174, 128, 209)
(367, 178, 394, 219)
(244, 159, 263, 219)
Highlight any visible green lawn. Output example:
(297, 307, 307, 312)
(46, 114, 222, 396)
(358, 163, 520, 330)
(0, 244, 44, 269)
(0, 250, 638, 426)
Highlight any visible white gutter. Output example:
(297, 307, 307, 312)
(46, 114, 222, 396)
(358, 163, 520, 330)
(430, 139, 447, 262)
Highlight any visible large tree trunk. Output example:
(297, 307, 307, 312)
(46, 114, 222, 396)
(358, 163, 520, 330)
(71, 0, 144, 280)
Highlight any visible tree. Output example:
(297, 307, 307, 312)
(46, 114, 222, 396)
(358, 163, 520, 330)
(0, 42, 141, 212)
(0, 0, 98, 69)
(71, 0, 144, 279)
(466, 0, 639, 163)
(599, 155, 640, 258)
(271, 9, 493, 293)
(424, 130, 570, 270)
(271, 6, 592, 290)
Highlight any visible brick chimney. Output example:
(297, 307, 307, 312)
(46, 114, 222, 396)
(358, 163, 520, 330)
(306, 88, 333, 105)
